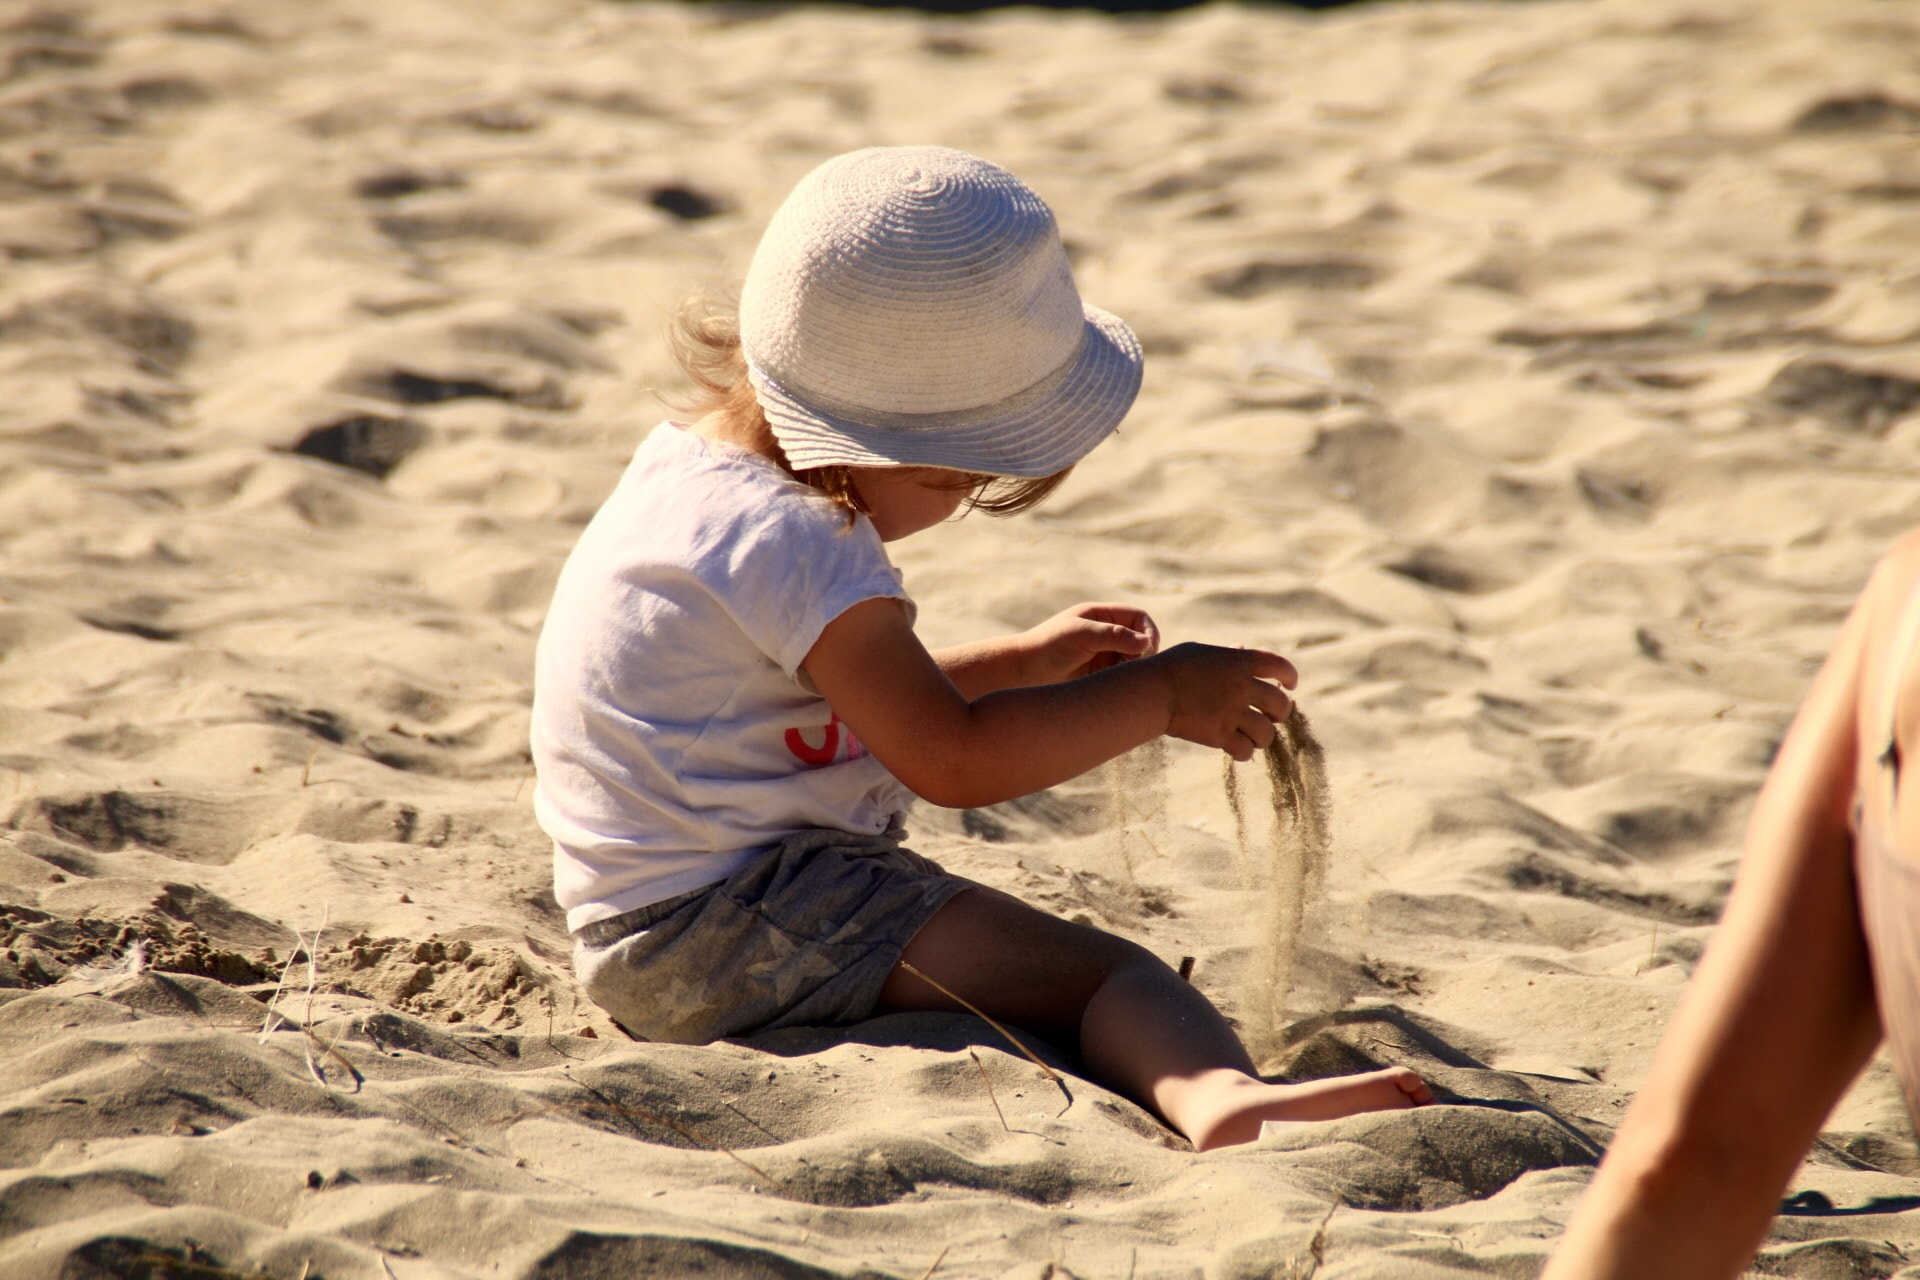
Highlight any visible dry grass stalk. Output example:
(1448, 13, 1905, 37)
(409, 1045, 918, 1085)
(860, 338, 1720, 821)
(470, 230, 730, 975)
(899, 959, 1073, 1115)
(305, 1022, 363, 1091)
(255, 950, 303, 1042)
(383, 1087, 493, 1155)
(529, 1096, 775, 1186)
(255, 903, 363, 1091)
(1229, 708, 1331, 1060)
(259, 901, 328, 1041)
(1299, 1202, 1339, 1279)
(968, 1047, 1011, 1133)
(719, 1097, 784, 1144)
(918, 1244, 951, 1280)
(299, 916, 325, 1087)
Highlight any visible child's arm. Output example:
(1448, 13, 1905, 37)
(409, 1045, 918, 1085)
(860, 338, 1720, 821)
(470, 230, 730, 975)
(930, 602, 1160, 699)
(1541, 546, 1897, 1280)
(804, 596, 1292, 810)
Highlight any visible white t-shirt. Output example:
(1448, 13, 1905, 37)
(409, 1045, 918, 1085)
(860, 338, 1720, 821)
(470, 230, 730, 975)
(532, 423, 917, 932)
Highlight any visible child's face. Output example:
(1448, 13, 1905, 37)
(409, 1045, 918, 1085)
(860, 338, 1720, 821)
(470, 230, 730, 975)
(848, 467, 971, 542)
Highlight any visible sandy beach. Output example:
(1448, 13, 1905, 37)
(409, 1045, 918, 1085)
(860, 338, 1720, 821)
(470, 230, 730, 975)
(3, 0, 1920, 1274)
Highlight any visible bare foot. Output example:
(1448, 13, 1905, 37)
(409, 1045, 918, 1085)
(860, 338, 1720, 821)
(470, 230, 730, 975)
(1171, 1066, 1436, 1151)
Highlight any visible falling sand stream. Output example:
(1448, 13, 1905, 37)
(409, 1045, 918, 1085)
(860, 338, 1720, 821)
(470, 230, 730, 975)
(1224, 708, 1332, 1061)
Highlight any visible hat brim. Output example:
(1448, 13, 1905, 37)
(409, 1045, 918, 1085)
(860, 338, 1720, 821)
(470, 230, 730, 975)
(748, 304, 1142, 479)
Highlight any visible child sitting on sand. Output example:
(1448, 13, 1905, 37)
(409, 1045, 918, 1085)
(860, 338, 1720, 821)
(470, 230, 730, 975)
(1544, 532, 1920, 1276)
(531, 146, 1431, 1151)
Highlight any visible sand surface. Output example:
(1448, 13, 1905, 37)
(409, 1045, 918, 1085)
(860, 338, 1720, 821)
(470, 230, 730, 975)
(4, 0, 1920, 1275)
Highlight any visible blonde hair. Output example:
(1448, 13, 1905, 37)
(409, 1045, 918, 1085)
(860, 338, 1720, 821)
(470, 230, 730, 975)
(665, 298, 1072, 524)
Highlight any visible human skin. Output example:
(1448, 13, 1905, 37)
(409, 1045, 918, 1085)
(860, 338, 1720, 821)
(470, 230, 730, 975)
(1540, 536, 1920, 1277)
(794, 461, 1434, 1150)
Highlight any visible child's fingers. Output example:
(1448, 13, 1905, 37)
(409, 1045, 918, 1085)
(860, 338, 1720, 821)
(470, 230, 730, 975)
(1159, 641, 1301, 755)
(1073, 605, 1158, 651)
(1236, 707, 1278, 751)
(1249, 678, 1293, 725)
(1088, 620, 1154, 656)
(1070, 601, 1145, 625)
(1240, 647, 1299, 690)
(1135, 611, 1161, 657)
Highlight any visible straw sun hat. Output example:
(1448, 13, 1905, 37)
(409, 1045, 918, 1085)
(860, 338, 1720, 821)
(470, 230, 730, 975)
(739, 146, 1143, 479)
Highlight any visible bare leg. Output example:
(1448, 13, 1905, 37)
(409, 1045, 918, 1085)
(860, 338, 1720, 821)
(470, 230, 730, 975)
(878, 884, 1432, 1150)
(1542, 551, 1890, 1280)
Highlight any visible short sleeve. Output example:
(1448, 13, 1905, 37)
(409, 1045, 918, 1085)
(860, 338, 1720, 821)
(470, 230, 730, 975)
(704, 485, 915, 681)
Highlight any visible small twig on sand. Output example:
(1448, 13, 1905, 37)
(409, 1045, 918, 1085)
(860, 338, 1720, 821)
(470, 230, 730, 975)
(1176, 955, 1195, 982)
(539, 986, 583, 1060)
(968, 1048, 1010, 1133)
(379, 1257, 398, 1280)
(1299, 1202, 1338, 1279)
(900, 960, 1073, 1116)
(1125, 1247, 1138, 1280)
(917, 1244, 951, 1280)
(301, 742, 319, 787)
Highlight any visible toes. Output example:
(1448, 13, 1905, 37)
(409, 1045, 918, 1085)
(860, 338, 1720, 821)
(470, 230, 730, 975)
(1390, 1069, 1437, 1105)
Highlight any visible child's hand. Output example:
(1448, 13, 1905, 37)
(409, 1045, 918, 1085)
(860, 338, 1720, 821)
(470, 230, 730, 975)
(1021, 603, 1160, 683)
(812, 600, 1296, 807)
(1155, 643, 1296, 761)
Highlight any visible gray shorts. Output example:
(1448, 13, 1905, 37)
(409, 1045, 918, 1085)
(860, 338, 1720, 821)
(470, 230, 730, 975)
(571, 829, 969, 1044)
